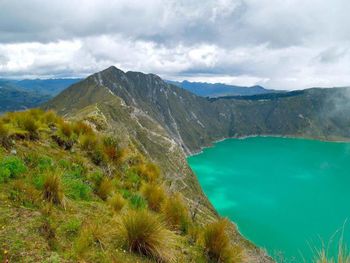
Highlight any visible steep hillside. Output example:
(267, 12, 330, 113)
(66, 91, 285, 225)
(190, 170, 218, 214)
(45, 67, 273, 262)
(0, 109, 250, 263)
(167, 80, 280, 97)
(45, 66, 350, 262)
(47, 66, 350, 155)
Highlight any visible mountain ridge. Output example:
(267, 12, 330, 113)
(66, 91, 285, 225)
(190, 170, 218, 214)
(45, 65, 350, 262)
(167, 79, 282, 97)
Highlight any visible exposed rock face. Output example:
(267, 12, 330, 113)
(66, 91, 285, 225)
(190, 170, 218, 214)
(45, 66, 350, 262)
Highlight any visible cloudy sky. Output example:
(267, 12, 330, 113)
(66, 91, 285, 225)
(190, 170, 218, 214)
(0, 0, 350, 90)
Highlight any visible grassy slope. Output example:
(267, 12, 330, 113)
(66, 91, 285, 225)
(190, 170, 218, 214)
(0, 109, 249, 263)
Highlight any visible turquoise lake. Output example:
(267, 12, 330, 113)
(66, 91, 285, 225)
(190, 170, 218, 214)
(187, 137, 350, 262)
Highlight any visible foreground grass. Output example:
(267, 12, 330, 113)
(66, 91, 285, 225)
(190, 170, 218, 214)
(0, 109, 243, 263)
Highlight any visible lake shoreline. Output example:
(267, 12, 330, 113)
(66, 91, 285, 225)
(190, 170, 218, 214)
(187, 134, 350, 157)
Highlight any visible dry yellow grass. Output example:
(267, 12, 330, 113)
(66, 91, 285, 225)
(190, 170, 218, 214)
(117, 209, 177, 262)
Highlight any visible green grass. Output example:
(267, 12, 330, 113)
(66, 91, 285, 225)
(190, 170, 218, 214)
(0, 109, 244, 263)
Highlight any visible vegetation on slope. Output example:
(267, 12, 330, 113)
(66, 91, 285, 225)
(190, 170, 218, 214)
(0, 109, 243, 262)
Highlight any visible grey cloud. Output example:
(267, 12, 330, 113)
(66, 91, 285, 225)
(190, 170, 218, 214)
(1, 0, 350, 90)
(315, 47, 348, 64)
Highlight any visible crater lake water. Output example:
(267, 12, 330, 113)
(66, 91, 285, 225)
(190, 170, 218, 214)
(187, 137, 350, 262)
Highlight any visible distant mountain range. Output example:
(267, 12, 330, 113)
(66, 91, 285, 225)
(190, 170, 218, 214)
(167, 80, 282, 97)
(0, 78, 81, 113)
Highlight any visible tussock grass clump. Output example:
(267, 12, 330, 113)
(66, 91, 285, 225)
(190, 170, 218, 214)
(202, 219, 242, 263)
(42, 172, 66, 207)
(16, 112, 40, 140)
(42, 110, 61, 125)
(141, 183, 166, 212)
(80, 134, 99, 152)
(0, 121, 11, 148)
(136, 162, 160, 182)
(108, 193, 126, 212)
(312, 236, 350, 263)
(117, 209, 177, 262)
(72, 121, 93, 136)
(96, 178, 114, 201)
(161, 193, 191, 233)
(74, 222, 106, 255)
(59, 122, 74, 138)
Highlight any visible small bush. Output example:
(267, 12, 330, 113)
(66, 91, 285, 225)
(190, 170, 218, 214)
(202, 219, 242, 263)
(96, 178, 114, 201)
(42, 172, 66, 207)
(117, 209, 177, 262)
(0, 156, 27, 179)
(129, 194, 147, 210)
(108, 193, 126, 212)
(161, 193, 191, 233)
(141, 183, 166, 212)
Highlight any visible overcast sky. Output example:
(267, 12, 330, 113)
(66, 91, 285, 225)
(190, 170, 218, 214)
(0, 0, 350, 90)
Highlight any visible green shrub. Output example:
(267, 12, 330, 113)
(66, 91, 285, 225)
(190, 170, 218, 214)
(129, 194, 147, 210)
(161, 193, 191, 233)
(202, 219, 242, 263)
(117, 209, 177, 262)
(141, 183, 166, 212)
(0, 156, 27, 179)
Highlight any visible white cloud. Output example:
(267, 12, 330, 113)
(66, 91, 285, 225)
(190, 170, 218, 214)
(0, 0, 350, 89)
